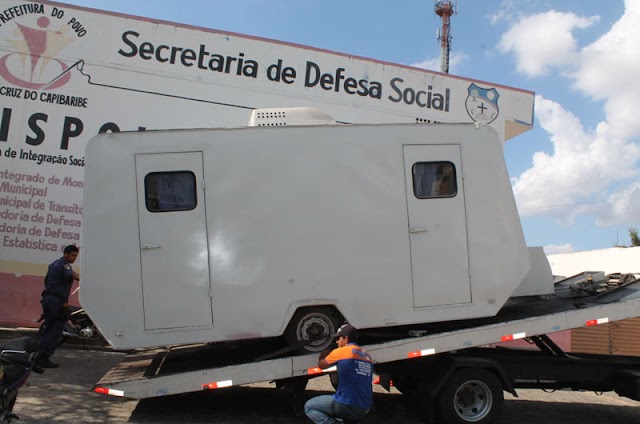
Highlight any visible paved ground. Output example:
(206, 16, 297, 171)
(2, 330, 639, 423)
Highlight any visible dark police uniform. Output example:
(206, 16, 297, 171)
(39, 257, 75, 357)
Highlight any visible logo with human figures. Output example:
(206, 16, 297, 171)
(0, 12, 76, 90)
(465, 83, 500, 124)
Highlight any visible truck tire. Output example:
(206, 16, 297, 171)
(436, 368, 503, 424)
(285, 307, 342, 354)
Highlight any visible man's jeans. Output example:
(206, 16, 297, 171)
(304, 395, 369, 424)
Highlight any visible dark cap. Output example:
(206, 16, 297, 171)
(333, 323, 357, 339)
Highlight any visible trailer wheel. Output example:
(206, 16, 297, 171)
(436, 368, 503, 424)
(285, 307, 341, 354)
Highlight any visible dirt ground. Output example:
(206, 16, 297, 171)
(2, 331, 639, 423)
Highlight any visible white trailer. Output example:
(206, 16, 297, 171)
(93, 272, 640, 424)
(80, 118, 554, 352)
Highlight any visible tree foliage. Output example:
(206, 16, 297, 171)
(629, 227, 640, 247)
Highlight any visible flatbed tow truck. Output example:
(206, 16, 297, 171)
(93, 272, 640, 424)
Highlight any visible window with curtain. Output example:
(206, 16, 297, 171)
(412, 162, 457, 199)
(144, 171, 197, 212)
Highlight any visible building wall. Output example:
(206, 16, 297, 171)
(549, 246, 640, 278)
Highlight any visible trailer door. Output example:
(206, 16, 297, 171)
(404, 145, 471, 308)
(136, 152, 213, 330)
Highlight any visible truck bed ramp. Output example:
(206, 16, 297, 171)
(94, 277, 640, 399)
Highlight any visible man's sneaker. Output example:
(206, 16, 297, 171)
(38, 356, 60, 368)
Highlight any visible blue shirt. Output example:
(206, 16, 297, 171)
(44, 257, 74, 302)
(324, 342, 373, 410)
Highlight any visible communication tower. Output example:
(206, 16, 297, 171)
(435, 1, 457, 74)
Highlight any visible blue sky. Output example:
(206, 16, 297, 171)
(60, 0, 640, 253)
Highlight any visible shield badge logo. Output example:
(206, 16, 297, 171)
(465, 83, 500, 124)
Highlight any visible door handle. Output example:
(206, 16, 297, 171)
(141, 243, 161, 250)
(410, 227, 428, 233)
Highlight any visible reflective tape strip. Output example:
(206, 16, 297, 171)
(586, 317, 609, 326)
(408, 348, 436, 358)
(306, 366, 337, 375)
(94, 387, 124, 397)
(202, 380, 233, 390)
(500, 332, 526, 342)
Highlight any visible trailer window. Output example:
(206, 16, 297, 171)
(412, 162, 457, 198)
(144, 171, 197, 212)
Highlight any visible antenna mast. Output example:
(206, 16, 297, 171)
(434, 1, 457, 74)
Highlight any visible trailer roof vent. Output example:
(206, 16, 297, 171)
(248, 107, 336, 127)
(416, 117, 440, 124)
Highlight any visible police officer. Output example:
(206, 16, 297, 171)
(304, 323, 373, 424)
(38, 245, 80, 368)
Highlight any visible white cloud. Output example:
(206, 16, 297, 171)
(508, 2, 640, 229)
(498, 11, 599, 77)
(410, 57, 440, 72)
(410, 51, 468, 74)
(572, 1, 640, 139)
(513, 96, 640, 222)
(597, 181, 640, 226)
(490, 0, 537, 25)
(489, 1, 517, 25)
(543, 244, 574, 255)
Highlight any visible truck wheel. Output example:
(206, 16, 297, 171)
(285, 307, 341, 354)
(436, 368, 503, 424)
